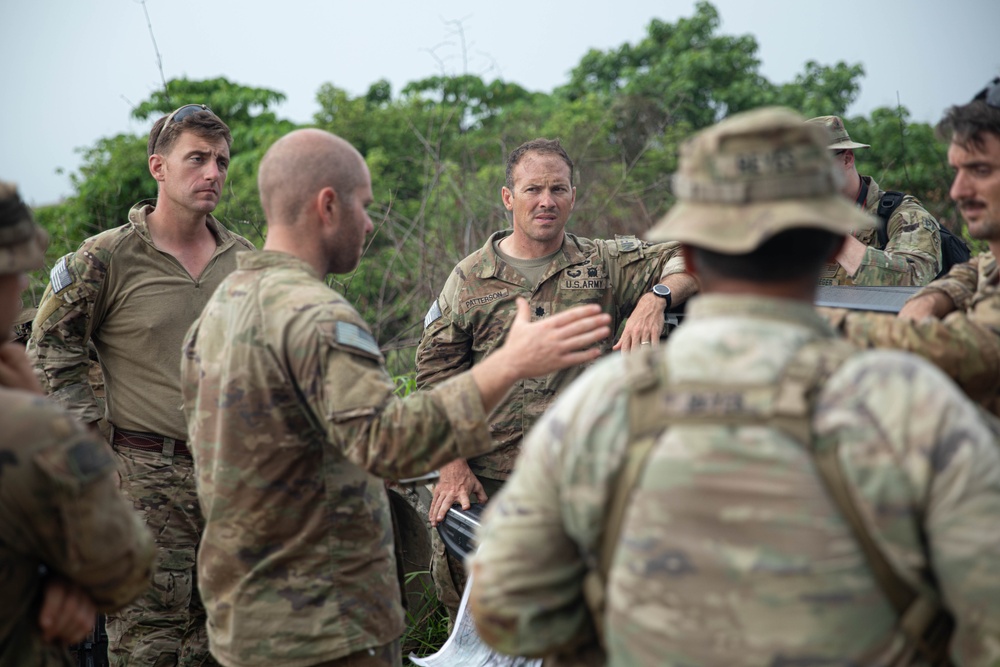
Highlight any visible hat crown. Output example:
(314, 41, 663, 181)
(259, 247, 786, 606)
(673, 107, 843, 205)
(0, 181, 48, 274)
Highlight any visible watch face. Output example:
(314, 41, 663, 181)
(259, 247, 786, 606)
(652, 284, 671, 297)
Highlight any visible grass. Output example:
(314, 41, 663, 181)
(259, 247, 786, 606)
(401, 570, 451, 661)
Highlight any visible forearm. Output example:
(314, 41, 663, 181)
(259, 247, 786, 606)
(338, 371, 493, 480)
(847, 242, 939, 286)
(660, 272, 699, 306)
(840, 311, 1000, 403)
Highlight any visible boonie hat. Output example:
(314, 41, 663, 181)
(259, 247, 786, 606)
(806, 115, 870, 150)
(0, 181, 48, 273)
(647, 107, 874, 254)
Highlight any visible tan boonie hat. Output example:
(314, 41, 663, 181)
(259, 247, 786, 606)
(647, 107, 875, 254)
(806, 115, 870, 150)
(0, 181, 48, 273)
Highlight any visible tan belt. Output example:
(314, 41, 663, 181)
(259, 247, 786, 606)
(112, 428, 191, 458)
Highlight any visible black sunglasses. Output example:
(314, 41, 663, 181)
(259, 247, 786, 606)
(973, 77, 1000, 109)
(152, 104, 213, 152)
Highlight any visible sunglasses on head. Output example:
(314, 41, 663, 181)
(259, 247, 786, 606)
(152, 104, 213, 152)
(973, 77, 1000, 109)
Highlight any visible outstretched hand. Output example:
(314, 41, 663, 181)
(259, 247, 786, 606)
(499, 298, 611, 379)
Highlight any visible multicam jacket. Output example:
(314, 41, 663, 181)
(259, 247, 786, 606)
(415, 230, 685, 481)
(0, 389, 153, 667)
(831, 251, 1000, 416)
(181, 251, 496, 667)
(470, 295, 1000, 666)
(28, 202, 255, 439)
(818, 176, 942, 286)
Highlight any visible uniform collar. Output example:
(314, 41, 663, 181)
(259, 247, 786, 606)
(477, 230, 592, 280)
(237, 249, 323, 281)
(128, 200, 238, 248)
(684, 293, 838, 338)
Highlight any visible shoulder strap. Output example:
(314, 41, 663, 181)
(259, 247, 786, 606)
(582, 347, 663, 649)
(876, 191, 906, 249)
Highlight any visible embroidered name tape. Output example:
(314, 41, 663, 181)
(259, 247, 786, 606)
(335, 321, 382, 357)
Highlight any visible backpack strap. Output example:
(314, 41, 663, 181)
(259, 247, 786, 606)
(582, 347, 662, 649)
(584, 337, 953, 663)
(876, 191, 906, 249)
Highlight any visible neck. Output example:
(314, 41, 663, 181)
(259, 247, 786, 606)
(845, 172, 864, 204)
(701, 278, 817, 304)
(501, 231, 564, 260)
(146, 199, 213, 247)
(264, 227, 326, 277)
(989, 240, 1000, 261)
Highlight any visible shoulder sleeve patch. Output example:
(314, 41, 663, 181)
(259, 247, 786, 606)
(335, 321, 382, 358)
(615, 235, 641, 253)
(50, 255, 73, 294)
(424, 299, 442, 328)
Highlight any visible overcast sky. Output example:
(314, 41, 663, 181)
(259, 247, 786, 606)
(2, 0, 998, 206)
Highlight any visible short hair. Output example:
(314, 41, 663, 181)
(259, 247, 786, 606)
(505, 138, 575, 190)
(691, 229, 843, 283)
(148, 109, 233, 157)
(937, 100, 1000, 151)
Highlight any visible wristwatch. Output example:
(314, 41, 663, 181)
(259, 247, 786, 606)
(651, 283, 672, 310)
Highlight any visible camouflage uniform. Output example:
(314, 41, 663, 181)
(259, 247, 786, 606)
(0, 180, 153, 667)
(470, 108, 1000, 665)
(827, 251, 1000, 415)
(817, 175, 943, 286)
(29, 202, 255, 667)
(415, 230, 685, 481)
(0, 391, 155, 667)
(807, 116, 942, 286)
(180, 251, 499, 667)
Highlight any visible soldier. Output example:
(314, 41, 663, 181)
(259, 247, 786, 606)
(822, 78, 1000, 416)
(470, 108, 1000, 665)
(807, 115, 943, 285)
(28, 104, 255, 667)
(415, 138, 698, 616)
(0, 181, 154, 666)
(179, 128, 611, 667)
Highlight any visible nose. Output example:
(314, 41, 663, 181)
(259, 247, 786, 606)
(539, 189, 556, 208)
(203, 160, 221, 181)
(364, 212, 374, 236)
(950, 169, 971, 202)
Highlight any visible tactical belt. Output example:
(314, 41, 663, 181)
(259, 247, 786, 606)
(112, 428, 191, 458)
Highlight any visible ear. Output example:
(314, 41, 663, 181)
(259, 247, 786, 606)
(317, 186, 338, 226)
(501, 186, 514, 211)
(148, 154, 166, 182)
(570, 185, 577, 211)
(843, 150, 855, 168)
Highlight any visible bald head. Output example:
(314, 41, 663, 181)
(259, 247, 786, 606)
(258, 128, 368, 226)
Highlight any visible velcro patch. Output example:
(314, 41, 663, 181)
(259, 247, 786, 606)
(66, 439, 115, 483)
(335, 321, 382, 358)
(615, 235, 640, 253)
(424, 300, 442, 328)
(50, 256, 73, 294)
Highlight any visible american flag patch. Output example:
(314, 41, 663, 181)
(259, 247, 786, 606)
(424, 300, 442, 328)
(51, 256, 73, 294)
(335, 322, 381, 357)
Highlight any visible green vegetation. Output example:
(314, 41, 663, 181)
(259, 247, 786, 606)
(27, 1, 966, 374)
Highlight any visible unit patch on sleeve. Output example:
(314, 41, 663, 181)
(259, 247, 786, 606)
(335, 321, 382, 358)
(424, 300, 442, 328)
(50, 255, 73, 294)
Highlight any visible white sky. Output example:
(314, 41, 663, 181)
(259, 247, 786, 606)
(2, 0, 998, 206)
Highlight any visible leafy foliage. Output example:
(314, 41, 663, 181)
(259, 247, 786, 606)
(28, 2, 964, 365)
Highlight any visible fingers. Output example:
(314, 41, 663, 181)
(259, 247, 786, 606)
(39, 579, 96, 645)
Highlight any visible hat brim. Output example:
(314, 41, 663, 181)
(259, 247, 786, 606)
(646, 195, 874, 254)
(828, 139, 870, 150)
(0, 227, 48, 273)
